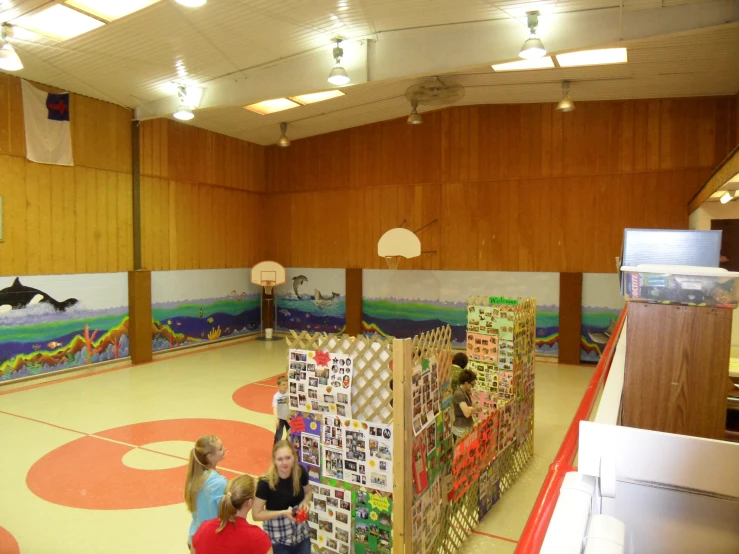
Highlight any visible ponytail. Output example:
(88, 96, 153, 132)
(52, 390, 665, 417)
(184, 435, 220, 513)
(216, 475, 257, 533)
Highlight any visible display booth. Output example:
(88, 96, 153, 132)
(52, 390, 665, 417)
(284, 294, 536, 554)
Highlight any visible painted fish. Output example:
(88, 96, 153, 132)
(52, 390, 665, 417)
(199, 309, 203, 318)
(47, 341, 63, 349)
(167, 320, 172, 325)
(207, 317, 214, 323)
(176, 322, 182, 326)
(32, 344, 41, 350)
(279, 309, 291, 317)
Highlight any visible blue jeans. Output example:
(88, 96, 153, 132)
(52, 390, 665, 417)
(272, 539, 311, 554)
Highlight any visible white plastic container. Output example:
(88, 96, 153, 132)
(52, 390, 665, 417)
(265, 328, 273, 339)
(620, 264, 739, 308)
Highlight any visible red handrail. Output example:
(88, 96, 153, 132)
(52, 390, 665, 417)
(516, 305, 628, 553)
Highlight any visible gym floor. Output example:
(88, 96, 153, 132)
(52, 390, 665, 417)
(0, 338, 595, 554)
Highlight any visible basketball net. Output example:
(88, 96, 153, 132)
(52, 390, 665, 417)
(263, 281, 275, 295)
(385, 256, 400, 270)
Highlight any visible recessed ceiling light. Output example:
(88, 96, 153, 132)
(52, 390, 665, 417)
(556, 48, 628, 68)
(64, 0, 159, 21)
(492, 57, 554, 72)
(244, 98, 301, 115)
(15, 4, 104, 41)
(291, 90, 345, 104)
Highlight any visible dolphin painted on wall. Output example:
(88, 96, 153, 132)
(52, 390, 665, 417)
(292, 275, 308, 299)
(0, 278, 79, 313)
(313, 289, 340, 309)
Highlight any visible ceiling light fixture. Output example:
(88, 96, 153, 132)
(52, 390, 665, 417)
(14, 4, 105, 41)
(492, 57, 554, 72)
(64, 0, 159, 21)
(175, 0, 207, 7)
(556, 81, 575, 113)
(277, 122, 291, 147)
(173, 85, 196, 121)
(328, 39, 350, 86)
(290, 90, 345, 104)
(556, 48, 628, 68)
(720, 192, 733, 204)
(0, 25, 23, 72)
(519, 11, 546, 60)
(244, 98, 301, 115)
(407, 100, 422, 125)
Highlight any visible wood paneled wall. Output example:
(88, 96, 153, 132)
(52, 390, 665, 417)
(265, 98, 737, 272)
(138, 119, 267, 270)
(0, 74, 133, 276)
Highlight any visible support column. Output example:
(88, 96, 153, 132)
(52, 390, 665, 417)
(345, 268, 363, 336)
(559, 273, 583, 365)
(128, 270, 152, 364)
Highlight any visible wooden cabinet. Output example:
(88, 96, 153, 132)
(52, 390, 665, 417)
(622, 303, 731, 439)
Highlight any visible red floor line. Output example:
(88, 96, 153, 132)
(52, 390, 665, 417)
(0, 409, 88, 436)
(470, 530, 519, 544)
(0, 335, 261, 397)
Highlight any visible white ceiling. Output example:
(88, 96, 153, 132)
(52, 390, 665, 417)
(2, 0, 739, 145)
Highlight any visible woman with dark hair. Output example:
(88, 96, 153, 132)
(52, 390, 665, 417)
(452, 368, 478, 440)
(451, 352, 469, 391)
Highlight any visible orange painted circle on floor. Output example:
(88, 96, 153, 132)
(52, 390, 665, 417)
(232, 383, 276, 414)
(26, 419, 273, 510)
(0, 526, 20, 554)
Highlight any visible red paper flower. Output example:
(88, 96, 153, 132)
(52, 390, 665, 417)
(313, 351, 332, 367)
(295, 507, 309, 523)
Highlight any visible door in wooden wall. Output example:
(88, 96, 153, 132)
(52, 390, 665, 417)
(711, 218, 739, 272)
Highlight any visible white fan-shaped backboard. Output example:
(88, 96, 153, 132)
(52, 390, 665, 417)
(251, 260, 286, 286)
(377, 228, 421, 258)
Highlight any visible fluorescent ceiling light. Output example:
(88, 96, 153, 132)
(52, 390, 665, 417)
(720, 192, 732, 204)
(244, 98, 301, 115)
(15, 4, 105, 41)
(176, 0, 207, 6)
(556, 48, 628, 68)
(290, 90, 345, 104)
(492, 57, 554, 72)
(65, 0, 159, 21)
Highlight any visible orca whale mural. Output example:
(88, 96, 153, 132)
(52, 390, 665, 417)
(0, 278, 79, 313)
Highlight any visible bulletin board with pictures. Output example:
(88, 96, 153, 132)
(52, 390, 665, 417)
(285, 331, 396, 554)
(412, 297, 536, 554)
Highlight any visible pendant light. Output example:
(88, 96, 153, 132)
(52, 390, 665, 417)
(407, 100, 422, 125)
(519, 11, 546, 60)
(173, 85, 195, 120)
(327, 39, 350, 86)
(277, 122, 291, 147)
(556, 81, 575, 113)
(0, 25, 23, 72)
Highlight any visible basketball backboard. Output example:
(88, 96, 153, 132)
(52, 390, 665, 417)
(378, 228, 421, 269)
(251, 260, 286, 294)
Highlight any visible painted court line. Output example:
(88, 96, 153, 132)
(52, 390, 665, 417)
(0, 409, 88, 436)
(470, 529, 519, 544)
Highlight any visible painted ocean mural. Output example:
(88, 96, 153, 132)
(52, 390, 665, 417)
(362, 270, 560, 357)
(274, 269, 347, 334)
(151, 269, 261, 352)
(0, 274, 129, 383)
(362, 298, 559, 355)
(581, 273, 625, 362)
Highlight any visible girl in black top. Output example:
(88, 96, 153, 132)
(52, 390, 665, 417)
(252, 441, 312, 554)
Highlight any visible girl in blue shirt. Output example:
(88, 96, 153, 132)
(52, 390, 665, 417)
(184, 435, 228, 547)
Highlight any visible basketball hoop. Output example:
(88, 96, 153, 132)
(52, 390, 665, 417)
(385, 256, 401, 270)
(263, 280, 275, 295)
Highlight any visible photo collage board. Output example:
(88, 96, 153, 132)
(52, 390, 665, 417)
(288, 349, 354, 416)
(353, 490, 393, 554)
(308, 483, 353, 554)
(286, 343, 396, 554)
(321, 416, 394, 493)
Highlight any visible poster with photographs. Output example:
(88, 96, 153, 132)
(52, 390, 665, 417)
(290, 414, 322, 484)
(470, 389, 497, 415)
(288, 349, 354, 415)
(411, 357, 440, 437)
(321, 417, 394, 493)
(466, 332, 498, 364)
(412, 478, 442, 554)
(353, 490, 392, 554)
(497, 400, 516, 451)
(308, 484, 352, 554)
(478, 458, 501, 520)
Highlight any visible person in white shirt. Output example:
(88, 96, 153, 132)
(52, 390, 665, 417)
(273, 376, 290, 444)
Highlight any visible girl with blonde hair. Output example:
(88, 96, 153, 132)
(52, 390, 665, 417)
(253, 440, 312, 554)
(191, 475, 273, 554)
(185, 435, 227, 547)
